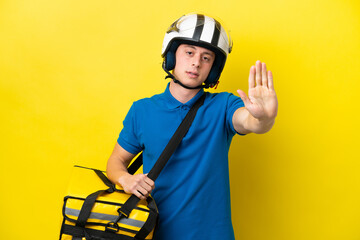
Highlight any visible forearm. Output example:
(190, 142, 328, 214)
(106, 143, 135, 187)
(233, 107, 276, 134)
(106, 154, 131, 187)
(245, 111, 275, 134)
(106, 143, 155, 199)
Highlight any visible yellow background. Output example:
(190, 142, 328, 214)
(1, 0, 359, 239)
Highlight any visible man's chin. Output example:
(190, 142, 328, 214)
(179, 78, 204, 87)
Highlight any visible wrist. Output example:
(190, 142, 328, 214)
(117, 171, 131, 187)
(254, 117, 275, 134)
(246, 113, 275, 134)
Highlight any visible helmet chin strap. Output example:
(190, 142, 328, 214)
(162, 62, 210, 90)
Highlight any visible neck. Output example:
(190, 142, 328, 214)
(169, 80, 201, 104)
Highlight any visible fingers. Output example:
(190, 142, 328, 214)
(262, 62, 268, 87)
(136, 184, 151, 199)
(249, 60, 272, 89)
(255, 60, 262, 86)
(121, 174, 155, 200)
(248, 65, 255, 88)
(268, 70, 274, 90)
(135, 175, 154, 199)
(237, 89, 251, 107)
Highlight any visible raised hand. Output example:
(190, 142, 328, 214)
(237, 60, 278, 121)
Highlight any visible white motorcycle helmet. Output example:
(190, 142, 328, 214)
(162, 13, 233, 89)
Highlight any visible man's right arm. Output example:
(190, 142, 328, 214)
(106, 143, 155, 200)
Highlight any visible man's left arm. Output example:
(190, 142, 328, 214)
(233, 60, 278, 134)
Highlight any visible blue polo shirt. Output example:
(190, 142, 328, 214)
(118, 84, 244, 240)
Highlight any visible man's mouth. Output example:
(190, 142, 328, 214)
(186, 71, 199, 78)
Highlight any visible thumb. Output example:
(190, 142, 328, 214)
(237, 89, 251, 107)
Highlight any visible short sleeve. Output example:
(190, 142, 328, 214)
(117, 103, 143, 154)
(225, 93, 245, 135)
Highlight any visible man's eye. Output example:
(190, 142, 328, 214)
(186, 51, 193, 55)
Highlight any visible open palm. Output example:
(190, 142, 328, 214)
(237, 61, 278, 120)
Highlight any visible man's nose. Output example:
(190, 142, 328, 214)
(191, 55, 201, 68)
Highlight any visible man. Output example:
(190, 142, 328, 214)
(107, 13, 278, 239)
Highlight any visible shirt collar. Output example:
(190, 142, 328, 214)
(162, 83, 205, 109)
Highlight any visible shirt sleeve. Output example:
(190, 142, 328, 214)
(117, 102, 143, 154)
(225, 93, 245, 136)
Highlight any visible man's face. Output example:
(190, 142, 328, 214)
(173, 44, 215, 88)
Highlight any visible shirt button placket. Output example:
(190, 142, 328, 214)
(180, 105, 189, 119)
